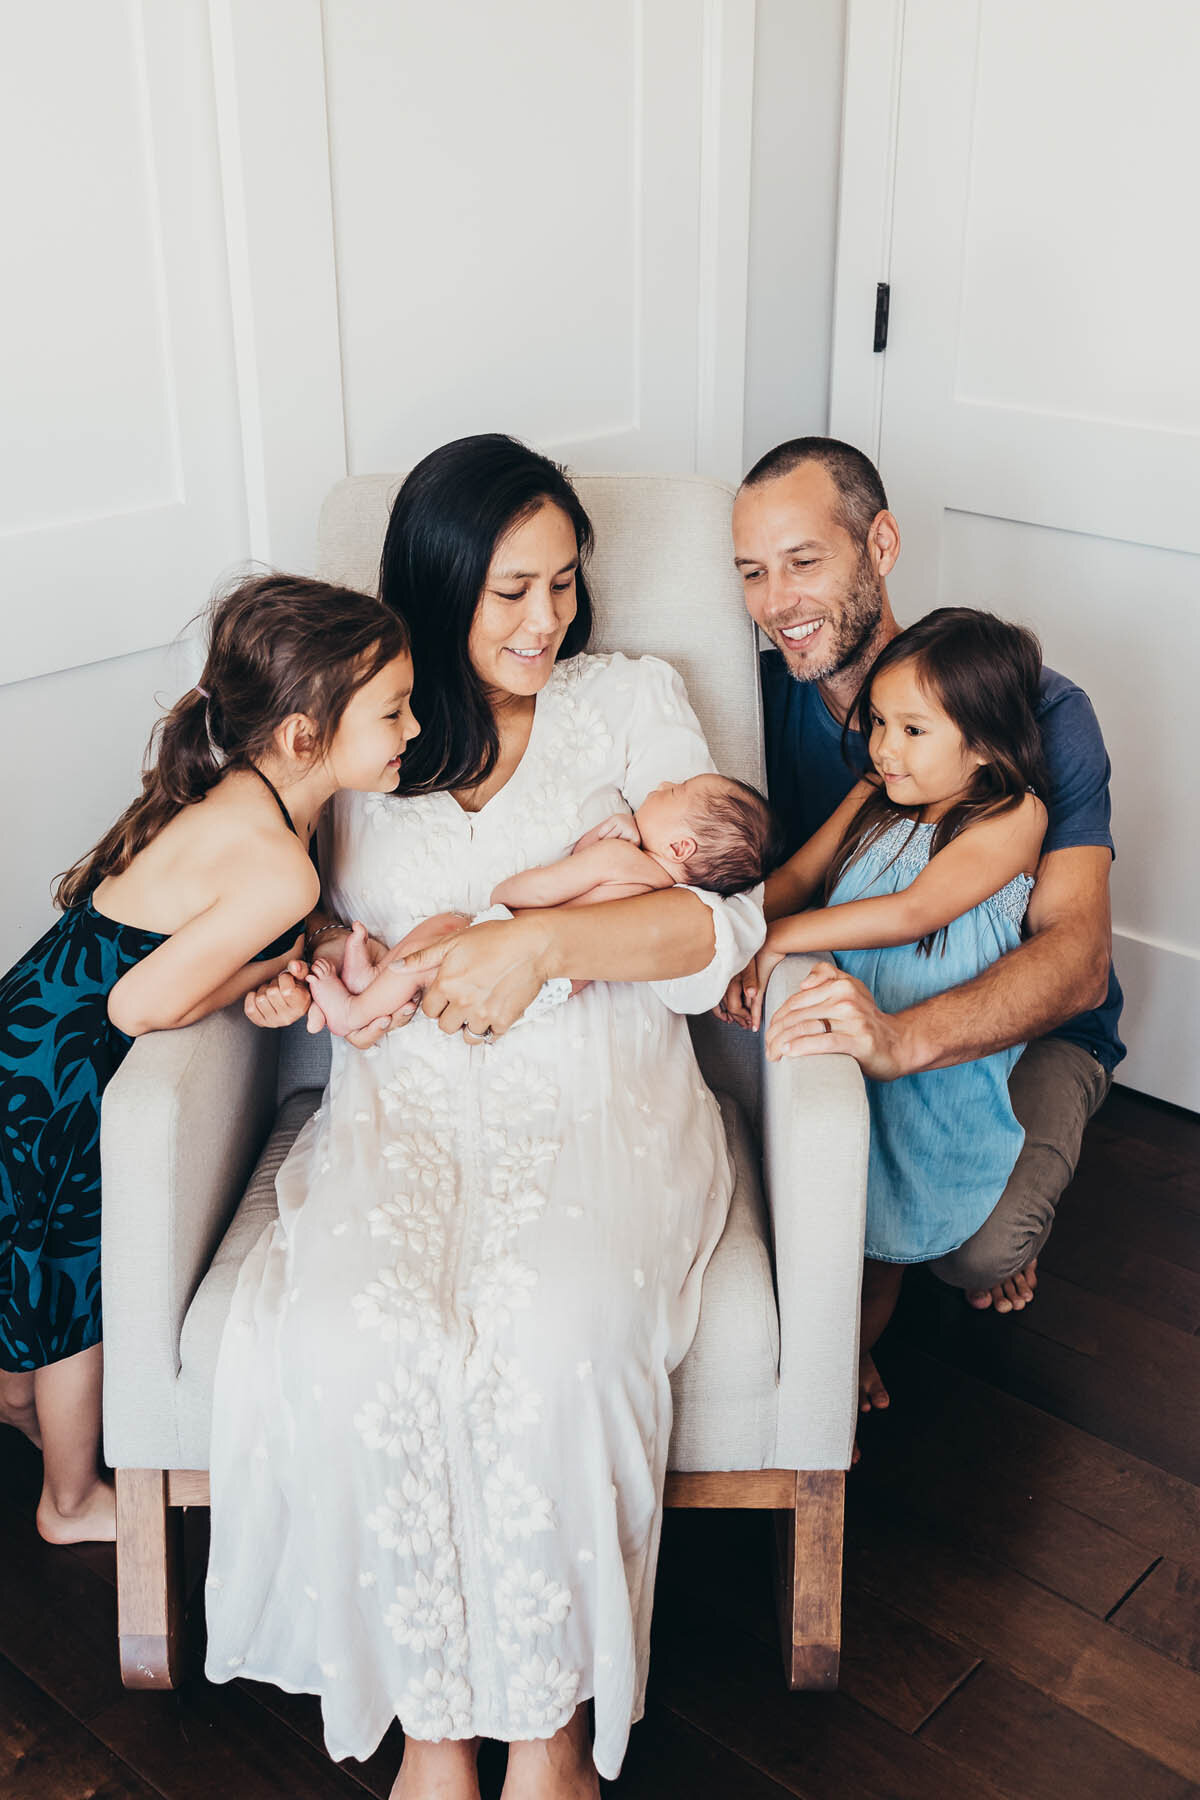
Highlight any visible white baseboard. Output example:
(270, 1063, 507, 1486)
(1112, 930, 1200, 1113)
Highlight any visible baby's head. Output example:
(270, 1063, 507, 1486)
(634, 774, 784, 896)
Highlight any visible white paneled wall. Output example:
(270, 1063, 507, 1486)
(1, 0, 844, 969)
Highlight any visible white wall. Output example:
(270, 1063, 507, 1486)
(743, 0, 846, 463)
(4, 0, 850, 976)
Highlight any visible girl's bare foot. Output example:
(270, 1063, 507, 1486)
(36, 1475, 116, 1545)
(966, 1256, 1038, 1314)
(503, 1705, 599, 1799)
(859, 1350, 890, 1414)
(0, 1372, 42, 1448)
(389, 1735, 481, 1800)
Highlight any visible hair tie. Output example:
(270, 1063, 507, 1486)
(195, 685, 211, 699)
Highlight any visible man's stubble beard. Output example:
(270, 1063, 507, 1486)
(778, 549, 886, 686)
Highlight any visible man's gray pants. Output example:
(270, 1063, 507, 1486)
(930, 1037, 1112, 1292)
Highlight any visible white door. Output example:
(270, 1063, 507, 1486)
(215, 0, 758, 571)
(832, 0, 1200, 1109)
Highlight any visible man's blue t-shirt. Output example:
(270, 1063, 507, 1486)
(760, 648, 1125, 1070)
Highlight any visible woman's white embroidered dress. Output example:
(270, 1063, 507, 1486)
(204, 654, 766, 1778)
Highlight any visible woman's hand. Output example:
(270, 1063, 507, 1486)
(403, 916, 554, 1039)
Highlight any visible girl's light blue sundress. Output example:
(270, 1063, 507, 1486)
(828, 818, 1034, 1264)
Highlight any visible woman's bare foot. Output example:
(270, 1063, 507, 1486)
(36, 1475, 116, 1545)
(859, 1350, 890, 1414)
(389, 1735, 481, 1800)
(503, 1704, 599, 1799)
(0, 1373, 42, 1448)
(966, 1256, 1038, 1314)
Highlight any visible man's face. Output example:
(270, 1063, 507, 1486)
(732, 462, 885, 683)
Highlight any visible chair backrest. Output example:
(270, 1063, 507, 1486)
(278, 472, 764, 1118)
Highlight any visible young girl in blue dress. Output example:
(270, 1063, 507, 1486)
(0, 574, 417, 1543)
(724, 608, 1048, 1415)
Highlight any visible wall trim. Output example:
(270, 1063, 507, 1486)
(208, 0, 346, 571)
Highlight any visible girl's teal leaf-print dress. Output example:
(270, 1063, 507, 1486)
(0, 899, 167, 1371)
(1, 772, 304, 1372)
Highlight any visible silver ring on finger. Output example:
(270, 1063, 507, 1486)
(462, 1024, 495, 1045)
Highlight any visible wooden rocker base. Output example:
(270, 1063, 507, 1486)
(116, 1465, 844, 1692)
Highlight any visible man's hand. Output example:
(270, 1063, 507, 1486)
(763, 960, 911, 1079)
(404, 916, 554, 1039)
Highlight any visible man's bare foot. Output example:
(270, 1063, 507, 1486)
(859, 1350, 890, 1414)
(503, 1704, 599, 1799)
(36, 1476, 116, 1545)
(389, 1736, 481, 1800)
(342, 920, 378, 995)
(0, 1375, 42, 1449)
(966, 1256, 1038, 1315)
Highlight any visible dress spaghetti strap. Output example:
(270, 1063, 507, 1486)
(247, 765, 298, 837)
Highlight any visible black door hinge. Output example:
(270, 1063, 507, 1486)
(873, 282, 890, 353)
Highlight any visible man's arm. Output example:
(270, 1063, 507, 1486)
(764, 845, 1112, 1075)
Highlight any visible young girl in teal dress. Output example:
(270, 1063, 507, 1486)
(724, 608, 1048, 1416)
(0, 575, 417, 1543)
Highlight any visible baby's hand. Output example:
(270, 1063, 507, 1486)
(716, 962, 757, 1030)
(573, 813, 641, 852)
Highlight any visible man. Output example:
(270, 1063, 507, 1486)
(732, 437, 1123, 1376)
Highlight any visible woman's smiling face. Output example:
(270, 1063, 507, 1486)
(468, 501, 580, 704)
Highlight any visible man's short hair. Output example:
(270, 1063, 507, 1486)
(741, 436, 889, 547)
(683, 778, 786, 897)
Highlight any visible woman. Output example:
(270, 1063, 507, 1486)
(207, 436, 766, 1799)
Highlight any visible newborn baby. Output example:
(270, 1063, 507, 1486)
(307, 773, 781, 1037)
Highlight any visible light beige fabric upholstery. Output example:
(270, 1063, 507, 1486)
(101, 472, 868, 1479)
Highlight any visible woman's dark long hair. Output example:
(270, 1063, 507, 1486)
(380, 434, 594, 795)
(827, 607, 1048, 954)
(55, 574, 408, 909)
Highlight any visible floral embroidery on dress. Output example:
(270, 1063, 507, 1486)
(494, 1561, 572, 1643)
(366, 1472, 452, 1559)
(354, 1368, 443, 1465)
(385, 1571, 466, 1655)
(507, 1655, 581, 1731)
(484, 1455, 556, 1542)
(400, 1667, 474, 1741)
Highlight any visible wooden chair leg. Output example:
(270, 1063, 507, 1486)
(116, 1468, 183, 1689)
(775, 1469, 844, 1690)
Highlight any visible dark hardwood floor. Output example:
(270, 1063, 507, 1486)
(3, 1082, 1198, 1798)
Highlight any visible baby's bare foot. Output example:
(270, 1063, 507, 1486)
(966, 1256, 1038, 1315)
(859, 1351, 890, 1414)
(37, 1477, 116, 1545)
(307, 961, 356, 1037)
(342, 920, 377, 995)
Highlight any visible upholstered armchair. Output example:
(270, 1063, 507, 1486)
(101, 473, 868, 1692)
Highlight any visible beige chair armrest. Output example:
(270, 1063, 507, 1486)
(101, 1006, 279, 1468)
(760, 954, 869, 1471)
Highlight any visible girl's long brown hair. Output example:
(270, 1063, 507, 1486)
(55, 573, 409, 909)
(826, 607, 1048, 955)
